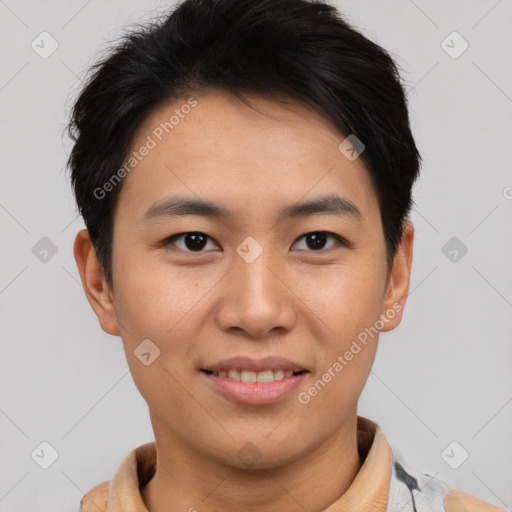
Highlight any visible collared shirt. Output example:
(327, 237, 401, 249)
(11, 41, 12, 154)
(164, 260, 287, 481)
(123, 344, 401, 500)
(79, 416, 506, 512)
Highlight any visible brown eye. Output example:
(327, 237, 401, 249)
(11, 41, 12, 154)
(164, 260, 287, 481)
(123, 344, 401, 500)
(291, 231, 344, 251)
(164, 232, 219, 252)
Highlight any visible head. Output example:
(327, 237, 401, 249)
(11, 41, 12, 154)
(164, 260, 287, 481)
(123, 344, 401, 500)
(69, 0, 418, 469)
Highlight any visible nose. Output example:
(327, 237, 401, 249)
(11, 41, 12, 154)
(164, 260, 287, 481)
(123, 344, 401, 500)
(214, 250, 297, 339)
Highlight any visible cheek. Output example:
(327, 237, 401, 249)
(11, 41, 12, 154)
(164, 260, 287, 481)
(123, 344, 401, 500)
(111, 252, 210, 342)
(296, 265, 381, 425)
(111, 260, 205, 417)
(294, 257, 384, 391)
(295, 258, 385, 334)
(110, 252, 221, 397)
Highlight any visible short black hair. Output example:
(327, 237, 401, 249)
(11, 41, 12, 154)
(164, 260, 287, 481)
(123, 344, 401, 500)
(67, 0, 421, 287)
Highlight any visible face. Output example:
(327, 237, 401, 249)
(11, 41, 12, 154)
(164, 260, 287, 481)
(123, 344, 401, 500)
(76, 88, 413, 469)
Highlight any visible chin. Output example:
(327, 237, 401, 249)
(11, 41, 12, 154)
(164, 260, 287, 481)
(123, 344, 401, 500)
(211, 432, 310, 471)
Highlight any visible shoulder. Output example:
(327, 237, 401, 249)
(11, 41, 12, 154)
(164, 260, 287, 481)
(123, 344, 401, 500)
(77, 441, 156, 511)
(79, 480, 109, 512)
(444, 487, 508, 512)
(388, 447, 506, 512)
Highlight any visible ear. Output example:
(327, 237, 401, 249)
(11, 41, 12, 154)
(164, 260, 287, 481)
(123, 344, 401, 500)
(380, 221, 414, 332)
(73, 229, 121, 336)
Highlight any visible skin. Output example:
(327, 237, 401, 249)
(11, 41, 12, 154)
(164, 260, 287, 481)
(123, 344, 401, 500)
(74, 88, 414, 512)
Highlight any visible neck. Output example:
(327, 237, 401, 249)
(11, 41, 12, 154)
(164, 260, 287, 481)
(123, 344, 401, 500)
(141, 414, 362, 512)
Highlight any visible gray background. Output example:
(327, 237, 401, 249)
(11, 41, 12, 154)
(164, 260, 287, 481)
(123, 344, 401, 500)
(1, 0, 511, 510)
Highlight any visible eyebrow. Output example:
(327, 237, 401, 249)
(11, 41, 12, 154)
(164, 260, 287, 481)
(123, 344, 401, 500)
(142, 194, 362, 223)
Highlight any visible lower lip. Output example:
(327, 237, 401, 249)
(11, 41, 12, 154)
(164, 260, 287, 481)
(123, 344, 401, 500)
(201, 371, 308, 405)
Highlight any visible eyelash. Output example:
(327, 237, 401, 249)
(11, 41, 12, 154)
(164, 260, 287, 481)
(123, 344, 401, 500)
(162, 231, 347, 254)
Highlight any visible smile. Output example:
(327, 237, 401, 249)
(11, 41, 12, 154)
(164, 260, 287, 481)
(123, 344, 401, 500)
(203, 369, 306, 382)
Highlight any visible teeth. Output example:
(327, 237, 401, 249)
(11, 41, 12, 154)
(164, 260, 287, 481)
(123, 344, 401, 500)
(241, 370, 257, 382)
(274, 369, 285, 380)
(212, 369, 300, 382)
(228, 369, 240, 381)
(256, 370, 274, 383)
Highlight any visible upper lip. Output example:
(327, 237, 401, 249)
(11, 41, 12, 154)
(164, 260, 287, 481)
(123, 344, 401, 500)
(202, 356, 308, 373)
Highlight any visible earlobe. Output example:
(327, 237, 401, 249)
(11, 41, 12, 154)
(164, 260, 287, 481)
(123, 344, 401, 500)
(73, 229, 121, 336)
(380, 221, 414, 332)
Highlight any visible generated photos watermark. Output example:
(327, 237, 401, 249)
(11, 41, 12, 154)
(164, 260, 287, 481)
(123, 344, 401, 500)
(298, 301, 403, 405)
(93, 97, 198, 200)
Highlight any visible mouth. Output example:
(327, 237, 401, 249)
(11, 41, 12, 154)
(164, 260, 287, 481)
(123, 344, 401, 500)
(200, 357, 309, 405)
(201, 368, 308, 382)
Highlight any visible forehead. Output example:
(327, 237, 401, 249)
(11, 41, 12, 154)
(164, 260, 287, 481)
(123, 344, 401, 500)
(115, 88, 378, 225)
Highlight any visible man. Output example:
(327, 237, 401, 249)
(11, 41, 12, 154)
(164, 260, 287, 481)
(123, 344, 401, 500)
(68, 0, 506, 510)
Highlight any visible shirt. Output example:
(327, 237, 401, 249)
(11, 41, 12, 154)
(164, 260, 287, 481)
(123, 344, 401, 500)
(79, 416, 506, 511)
